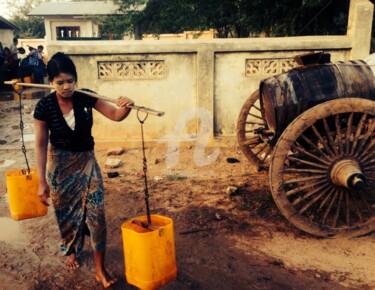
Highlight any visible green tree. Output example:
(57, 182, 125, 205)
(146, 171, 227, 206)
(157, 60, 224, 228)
(112, 0, 149, 39)
(5, 0, 45, 38)
(96, 15, 131, 39)
(138, 0, 197, 35)
(114, 0, 350, 38)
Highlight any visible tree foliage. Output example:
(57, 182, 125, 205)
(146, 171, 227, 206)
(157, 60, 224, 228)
(0, 0, 358, 39)
(5, 0, 45, 38)
(114, 0, 350, 38)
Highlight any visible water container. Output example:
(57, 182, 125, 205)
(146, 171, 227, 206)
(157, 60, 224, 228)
(121, 215, 177, 290)
(260, 60, 375, 137)
(6, 168, 48, 221)
(12, 77, 33, 100)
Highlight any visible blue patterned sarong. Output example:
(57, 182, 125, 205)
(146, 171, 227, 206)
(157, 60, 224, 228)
(47, 145, 106, 256)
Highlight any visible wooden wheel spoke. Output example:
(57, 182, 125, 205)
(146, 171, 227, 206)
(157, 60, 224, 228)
(284, 168, 327, 174)
(311, 124, 335, 157)
(260, 146, 273, 162)
(300, 134, 333, 162)
(345, 191, 350, 226)
(350, 113, 367, 155)
(335, 114, 344, 155)
(363, 164, 375, 171)
(291, 183, 330, 206)
(318, 187, 335, 211)
(248, 143, 261, 150)
(252, 103, 261, 111)
(323, 118, 339, 155)
(361, 151, 375, 165)
(321, 190, 339, 224)
(284, 175, 326, 185)
(247, 112, 263, 120)
(242, 136, 262, 146)
(246, 121, 264, 125)
(357, 138, 375, 160)
(354, 123, 375, 158)
(286, 178, 328, 197)
(332, 191, 343, 228)
(345, 112, 354, 155)
(357, 188, 375, 216)
(287, 155, 328, 169)
(366, 182, 375, 200)
(349, 191, 363, 223)
(292, 144, 331, 166)
(244, 129, 257, 133)
(253, 143, 269, 155)
(299, 187, 331, 215)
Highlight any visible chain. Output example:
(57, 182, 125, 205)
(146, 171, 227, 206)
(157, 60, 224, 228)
(137, 108, 151, 224)
(14, 87, 31, 174)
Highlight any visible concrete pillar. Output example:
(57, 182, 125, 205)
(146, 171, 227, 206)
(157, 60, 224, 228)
(347, 0, 374, 59)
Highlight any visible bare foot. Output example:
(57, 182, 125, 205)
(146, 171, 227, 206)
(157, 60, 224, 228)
(95, 270, 117, 288)
(65, 253, 80, 269)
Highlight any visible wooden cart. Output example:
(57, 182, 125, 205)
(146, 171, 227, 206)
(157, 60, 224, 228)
(237, 52, 375, 238)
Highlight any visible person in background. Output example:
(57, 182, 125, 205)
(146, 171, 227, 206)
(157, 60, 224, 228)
(9, 37, 19, 66)
(34, 52, 134, 288)
(37, 45, 47, 81)
(3, 47, 18, 79)
(38, 44, 49, 66)
(28, 46, 44, 83)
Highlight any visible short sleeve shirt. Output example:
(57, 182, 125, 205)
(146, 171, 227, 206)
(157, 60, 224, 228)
(28, 50, 41, 66)
(34, 91, 97, 151)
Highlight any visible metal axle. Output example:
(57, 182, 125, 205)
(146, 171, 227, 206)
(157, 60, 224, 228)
(330, 159, 365, 190)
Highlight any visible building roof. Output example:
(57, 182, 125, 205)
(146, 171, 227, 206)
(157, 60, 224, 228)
(0, 15, 19, 30)
(28, 1, 121, 16)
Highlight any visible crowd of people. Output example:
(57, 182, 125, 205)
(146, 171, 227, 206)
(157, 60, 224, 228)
(1, 37, 48, 83)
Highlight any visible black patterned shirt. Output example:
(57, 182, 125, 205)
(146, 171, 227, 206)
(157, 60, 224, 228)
(34, 90, 97, 151)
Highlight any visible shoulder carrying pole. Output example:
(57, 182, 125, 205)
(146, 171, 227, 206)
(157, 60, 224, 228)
(3, 81, 165, 117)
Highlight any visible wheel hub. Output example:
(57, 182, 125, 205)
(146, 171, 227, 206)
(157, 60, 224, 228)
(330, 159, 365, 190)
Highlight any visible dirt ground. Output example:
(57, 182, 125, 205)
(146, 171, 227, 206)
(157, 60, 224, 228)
(1, 96, 375, 290)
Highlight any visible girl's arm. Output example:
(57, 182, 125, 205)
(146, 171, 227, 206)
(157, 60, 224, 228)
(94, 97, 134, 122)
(34, 119, 50, 206)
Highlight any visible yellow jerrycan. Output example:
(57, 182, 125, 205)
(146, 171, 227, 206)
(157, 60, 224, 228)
(11, 77, 33, 100)
(6, 168, 48, 221)
(122, 214, 177, 289)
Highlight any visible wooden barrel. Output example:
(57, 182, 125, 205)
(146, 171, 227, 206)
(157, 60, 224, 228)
(260, 60, 375, 137)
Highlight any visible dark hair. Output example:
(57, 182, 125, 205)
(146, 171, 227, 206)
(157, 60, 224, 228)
(47, 52, 77, 82)
(38, 45, 43, 50)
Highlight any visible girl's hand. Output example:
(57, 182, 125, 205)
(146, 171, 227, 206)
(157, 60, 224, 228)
(116, 96, 134, 108)
(38, 182, 50, 206)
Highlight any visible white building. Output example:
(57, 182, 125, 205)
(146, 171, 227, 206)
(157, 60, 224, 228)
(28, 1, 121, 41)
(0, 15, 19, 51)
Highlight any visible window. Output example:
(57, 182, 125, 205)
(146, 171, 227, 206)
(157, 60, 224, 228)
(56, 26, 80, 39)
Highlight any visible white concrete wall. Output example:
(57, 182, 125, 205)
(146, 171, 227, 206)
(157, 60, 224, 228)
(43, 0, 373, 144)
(0, 30, 14, 49)
(46, 36, 352, 143)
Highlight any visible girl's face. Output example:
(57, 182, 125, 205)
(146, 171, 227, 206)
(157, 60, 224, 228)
(51, 72, 76, 99)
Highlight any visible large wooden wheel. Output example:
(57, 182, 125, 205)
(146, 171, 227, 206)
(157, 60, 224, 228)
(270, 98, 375, 238)
(237, 90, 275, 171)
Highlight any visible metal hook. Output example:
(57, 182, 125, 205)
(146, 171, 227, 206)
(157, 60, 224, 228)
(136, 107, 149, 124)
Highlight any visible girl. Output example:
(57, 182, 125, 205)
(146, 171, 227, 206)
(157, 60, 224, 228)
(34, 52, 133, 288)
